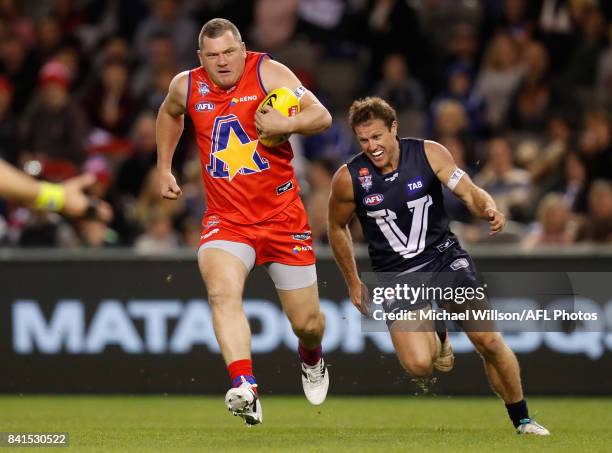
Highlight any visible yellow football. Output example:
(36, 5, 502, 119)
(256, 87, 300, 148)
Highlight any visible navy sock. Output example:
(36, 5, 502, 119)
(506, 399, 529, 428)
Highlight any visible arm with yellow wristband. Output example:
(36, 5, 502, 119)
(0, 159, 112, 220)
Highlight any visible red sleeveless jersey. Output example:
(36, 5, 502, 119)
(186, 52, 299, 225)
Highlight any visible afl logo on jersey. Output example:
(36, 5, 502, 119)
(363, 193, 384, 206)
(195, 102, 215, 111)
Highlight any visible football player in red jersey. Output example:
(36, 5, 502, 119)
(156, 18, 332, 425)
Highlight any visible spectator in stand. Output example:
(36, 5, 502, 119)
(53, 40, 89, 91)
(78, 217, 118, 247)
(134, 206, 180, 254)
(181, 216, 202, 248)
(474, 32, 524, 130)
(0, 36, 39, 114)
(578, 109, 612, 181)
(251, 0, 298, 51)
(116, 113, 158, 199)
(142, 67, 174, 112)
(366, 0, 431, 89)
(537, 0, 578, 72)
(491, 0, 535, 44)
(91, 36, 131, 73)
(558, 152, 590, 214)
(507, 40, 553, 133)
(34, 16, 66, 63)
(596, 23, 612, 106)
(17, 208, 78, 247)
(131, 32, 177, 101)
(521, 193, 576, 248)
(515, 114, 572, 194)
(430, 100, 472, 156)
(429, 62, 485, 137)
(413, 0, 481, 60)
(134, 167, 185, 233)
(0, 0, 35, 46)
(296, 0, 347, 49)
(20, 60, 86, 165)
(576, 180, 612, 243)
(563, 5, 606, 95)
(180, 158, 206, 223)
(51, 0, 86, 36)
(474, 136, 532, 222)
(82, 58, 135, 137)
(133, 0, 198, 70)
(374, 53, 425, 113)
(0, 76, 18, 163)
(445, 23, 479, 71)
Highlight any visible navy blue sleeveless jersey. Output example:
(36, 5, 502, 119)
(347, 137, 457, 272)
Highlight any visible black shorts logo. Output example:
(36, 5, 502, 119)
(276, 180, 294, 195)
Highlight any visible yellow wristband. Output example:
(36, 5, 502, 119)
(34, 182, 65, 212)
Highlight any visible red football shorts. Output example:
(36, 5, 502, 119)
(199, 197, 316, 266)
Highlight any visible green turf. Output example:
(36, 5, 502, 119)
(0, 396, 610, 452)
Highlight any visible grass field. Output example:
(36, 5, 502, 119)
(1, 396, 611, 452)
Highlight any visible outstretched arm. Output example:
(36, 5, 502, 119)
(156, 71, 188, 200)
(424, 140, 505, 235)
(328, 165, 369, 314)
(0, 159, 112, 220)
(256, 58, 332, 138)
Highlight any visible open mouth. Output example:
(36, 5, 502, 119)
(371, 149, 384, 161)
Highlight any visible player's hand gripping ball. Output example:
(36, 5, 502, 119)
(256, 87, 300, 148)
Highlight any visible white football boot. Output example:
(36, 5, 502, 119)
(516, 419, 550, 435)
(301, 358, 329, 405)
(433, 335, 454, 372)
(224, 377, 262, 426)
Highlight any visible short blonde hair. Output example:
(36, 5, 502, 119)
(198, 18, 242, 49)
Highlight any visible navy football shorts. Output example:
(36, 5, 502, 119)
(379, 244, 492, 329)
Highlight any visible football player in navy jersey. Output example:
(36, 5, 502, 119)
(328, 97, 549, 435)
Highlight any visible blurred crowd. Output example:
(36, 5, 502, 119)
(0, 0, 611, 251)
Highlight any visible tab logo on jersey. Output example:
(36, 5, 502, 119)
(358, 175, 372, 192)
(206, 114, 270, 180)
(195, 102, 215, 111)
(197, 81, 210, 96)
(359, 167, 370, 176)
(450, 258, 469, 271)
(406, 178, 423, 192)
(363, 193, 384, 206)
